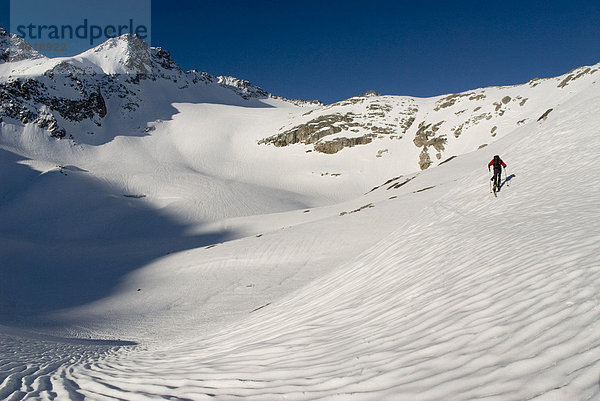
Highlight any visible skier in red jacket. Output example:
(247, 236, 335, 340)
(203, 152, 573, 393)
(488, 155, 507, 191)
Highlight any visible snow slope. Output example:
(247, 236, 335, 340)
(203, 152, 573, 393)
(38, 79, 596, 401)
(1, 33, 600, 399)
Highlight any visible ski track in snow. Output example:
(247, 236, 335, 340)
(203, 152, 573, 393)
(4, 92, 596, 399)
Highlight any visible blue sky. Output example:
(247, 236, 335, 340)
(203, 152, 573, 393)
(1, 0, 599, 104)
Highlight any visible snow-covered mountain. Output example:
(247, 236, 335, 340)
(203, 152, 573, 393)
(2, 26, 597, 176)
(1, 29, 599, 400)
(0, 29, 318, 145)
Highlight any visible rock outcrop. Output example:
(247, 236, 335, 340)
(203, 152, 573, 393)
(259, 95, 418, 154)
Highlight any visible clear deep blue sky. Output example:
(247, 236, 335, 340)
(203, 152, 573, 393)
(1, 0, 599, 104)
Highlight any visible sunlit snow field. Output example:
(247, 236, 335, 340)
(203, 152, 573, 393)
(1, 44, 600, 400)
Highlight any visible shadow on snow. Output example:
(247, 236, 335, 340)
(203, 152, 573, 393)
(66, 77, 276, 146)
(0, 148, 233, 327)
(500, 173, 516, 189)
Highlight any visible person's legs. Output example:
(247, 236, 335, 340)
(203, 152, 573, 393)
(494, 169, 502, 188)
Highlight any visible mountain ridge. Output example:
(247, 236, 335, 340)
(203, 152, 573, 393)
(0, 29, 319, 144)
(1, 27, 598, 176)
(259, 61, 598, 170)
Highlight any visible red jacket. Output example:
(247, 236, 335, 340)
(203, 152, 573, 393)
(488, 158, 506, 168)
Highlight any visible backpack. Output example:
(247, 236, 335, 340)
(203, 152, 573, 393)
(493, 155, 500, 168)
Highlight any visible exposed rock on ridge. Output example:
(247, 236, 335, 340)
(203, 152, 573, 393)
(259, 62, 599, 168)
(259, 96, 418, 154)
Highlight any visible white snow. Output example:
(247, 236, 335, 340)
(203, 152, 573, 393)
(1, 43, 600, 400)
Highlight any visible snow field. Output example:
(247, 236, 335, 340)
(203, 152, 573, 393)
(1, 49, 600, 399)
(51, 80, 600, 399)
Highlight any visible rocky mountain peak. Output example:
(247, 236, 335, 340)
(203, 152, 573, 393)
(151, 47, 179, 71)
(364, 90, 381, 97)
(82, 33, 153, 74)
(0, 27, 44, 63)
(217, 75, 269, 99)
(0, 28, 295, 144)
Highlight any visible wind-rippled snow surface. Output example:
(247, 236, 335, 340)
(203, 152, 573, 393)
(2, 93, 595, 399)
(0, 331, 134, 401)
(2, 75, 600, 399)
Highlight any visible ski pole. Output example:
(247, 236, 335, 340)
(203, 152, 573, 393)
(505, 168, 509, 187)
(488, 169, 492, 193)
